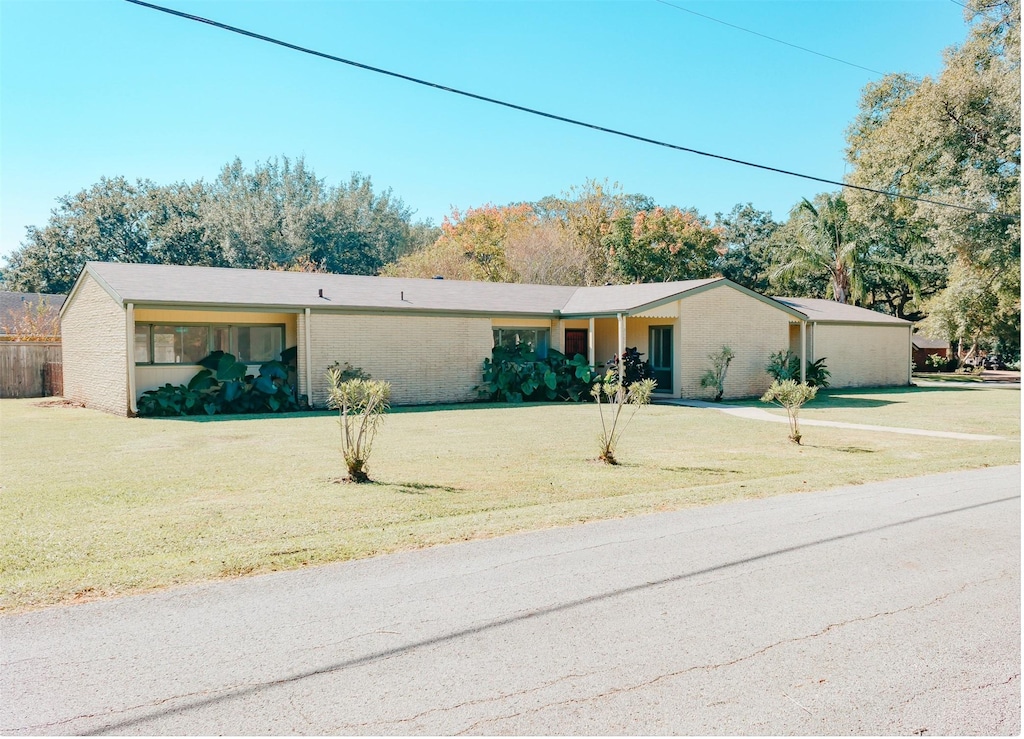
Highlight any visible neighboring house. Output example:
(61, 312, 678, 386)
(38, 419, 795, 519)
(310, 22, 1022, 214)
(0, 291, 66, 338)
(911, 335, 952, 367)
(60, 262, 913, 416)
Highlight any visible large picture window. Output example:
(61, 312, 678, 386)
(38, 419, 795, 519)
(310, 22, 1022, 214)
(493, 328, 549, 359)
(134, 323, 285, 366)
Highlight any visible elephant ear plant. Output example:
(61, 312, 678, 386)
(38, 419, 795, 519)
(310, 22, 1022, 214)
(326, 368, 391, 483)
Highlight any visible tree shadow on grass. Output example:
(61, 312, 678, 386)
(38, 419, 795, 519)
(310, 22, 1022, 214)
(142, 401, 568, 422)
(803, 444, 879, 454)
(660, 465, 744, 474)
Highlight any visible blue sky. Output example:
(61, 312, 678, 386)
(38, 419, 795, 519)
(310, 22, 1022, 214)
(1, 1, 968, 263)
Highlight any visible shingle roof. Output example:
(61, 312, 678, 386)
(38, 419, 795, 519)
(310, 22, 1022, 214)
(75, 262, 906, 326)
(1, 291, 66, 313)
(772, 297, 910, 325)
(84, 262, 577, 316)
(560, 279, 720, 315)
(912, 335, 950, 349)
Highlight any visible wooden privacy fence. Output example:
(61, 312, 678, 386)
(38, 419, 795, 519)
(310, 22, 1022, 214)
(0, 342, 63, 398)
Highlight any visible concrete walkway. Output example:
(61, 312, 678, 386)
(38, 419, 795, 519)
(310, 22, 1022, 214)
(658, 399, 1006, 441)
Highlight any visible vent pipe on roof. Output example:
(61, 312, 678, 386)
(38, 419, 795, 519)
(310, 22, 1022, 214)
(318, 289, 324, 298)
(433, 275, 444, 280)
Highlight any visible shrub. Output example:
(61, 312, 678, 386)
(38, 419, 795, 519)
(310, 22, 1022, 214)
(605, 347, 651, 387)
(326, 361, 370, 382)
(924, 353, 958, 372)
(591, 373, 657, 464)
(766, 350, 830, 388)
(804, 357, 831, 388)
(478, 344, 596, 403)
(137, 349, 303, 417)
(325, 370, 391, 483)
(760, 379, 817, 445)
(766, 350, 800, 382)
(699, 346, 735, 401)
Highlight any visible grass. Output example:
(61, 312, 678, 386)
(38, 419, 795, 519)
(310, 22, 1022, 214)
(913, 371, 988, 383)
(741, 384, 1021, 438)
(1, 387, 1019, 612)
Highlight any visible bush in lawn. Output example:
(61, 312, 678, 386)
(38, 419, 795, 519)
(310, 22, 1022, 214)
(760, 379, 817, 445)
(591, 373, 656, 464)
(326, 368, 391, 483)
(699, 345, 735, 401)
(478, 344, 596, 403)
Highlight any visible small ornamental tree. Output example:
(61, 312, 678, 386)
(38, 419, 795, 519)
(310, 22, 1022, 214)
(699, 345, 735, 401)
(591, 373, 657, 464)
(760, 380, 817, 445)
(326, 369, 391, 483)
(1, 299, 60, 341)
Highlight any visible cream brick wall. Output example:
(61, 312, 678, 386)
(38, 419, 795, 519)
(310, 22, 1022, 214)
(60, 274, 128, 415)
(813, 324, 911, 388)
(302, 312, 494, 407)
(677, 288, 792, 399)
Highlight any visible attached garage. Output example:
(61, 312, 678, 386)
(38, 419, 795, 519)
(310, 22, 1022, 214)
(775, 298, 913, 388)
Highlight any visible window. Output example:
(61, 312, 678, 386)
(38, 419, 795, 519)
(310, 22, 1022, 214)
(134, 325, 151, 364)
(134, 323, 285, 366)
(493, 328, 549, 358)
(233, 326, 282, 364)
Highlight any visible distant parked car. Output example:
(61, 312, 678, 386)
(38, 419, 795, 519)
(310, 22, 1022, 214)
(984, 354, 1005, 370)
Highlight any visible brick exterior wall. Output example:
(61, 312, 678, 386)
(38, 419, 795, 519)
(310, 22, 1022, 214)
(60, 274, 128, 415)
(813, 323, 911, 388)
(301, 312, 494, 407)
(677, 288, 792, 399)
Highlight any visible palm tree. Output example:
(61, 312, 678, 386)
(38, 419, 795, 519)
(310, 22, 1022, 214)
(773, 193, 864, 304)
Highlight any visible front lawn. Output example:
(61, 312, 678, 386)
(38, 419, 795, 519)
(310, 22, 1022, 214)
(1, 387, 1019, 611)
(744, 384, 1020, 438)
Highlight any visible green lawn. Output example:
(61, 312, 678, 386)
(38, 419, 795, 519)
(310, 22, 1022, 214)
(1, 387, 1019, 611)
(744, 384, 1021, 437)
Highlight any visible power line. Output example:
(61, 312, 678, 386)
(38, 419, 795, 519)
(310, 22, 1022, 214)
(653, 0, 886, 76)
(124, 0, 1019, 221)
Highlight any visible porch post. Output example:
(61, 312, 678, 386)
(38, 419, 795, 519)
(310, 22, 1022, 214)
(304, 308, 313, 407)
(617, 313, 626, 390)
(799, 320, 807, 385)
(587, 317, 595, 366)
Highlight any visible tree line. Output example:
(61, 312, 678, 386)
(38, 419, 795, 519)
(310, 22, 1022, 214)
(1, 0, 1018, 358)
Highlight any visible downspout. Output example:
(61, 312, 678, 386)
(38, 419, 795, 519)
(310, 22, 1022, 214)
(588, 317, 595, 366)
(126, 303, 137, 415)
(799, 320, 807, 385)
(304, 308, 313, 408)
(908, 326, 913, 385)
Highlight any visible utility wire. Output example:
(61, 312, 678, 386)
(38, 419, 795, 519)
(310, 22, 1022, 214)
(125, 0, 1019, 221)
(653, 0, 886, 76)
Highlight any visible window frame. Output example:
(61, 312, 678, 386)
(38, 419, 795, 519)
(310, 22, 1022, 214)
(133, 322, 286, 367)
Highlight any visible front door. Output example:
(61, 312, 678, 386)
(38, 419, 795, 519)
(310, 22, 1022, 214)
(649, 326, 673, 393)
(564, 329, 588, 359)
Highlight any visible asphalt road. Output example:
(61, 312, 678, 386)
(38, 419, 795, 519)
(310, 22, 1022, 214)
(2, 465, 1019, 735)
